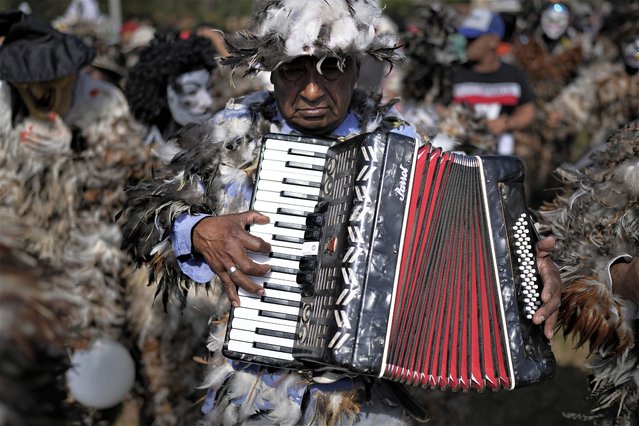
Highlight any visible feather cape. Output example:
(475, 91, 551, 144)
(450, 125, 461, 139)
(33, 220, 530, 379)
(0, 74, 155, 422)
(537, 120, 639, 425)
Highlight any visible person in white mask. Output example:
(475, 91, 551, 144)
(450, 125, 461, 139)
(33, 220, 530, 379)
(125, 32, 218, 148)
(540, 2, 572, 51)
(166, 68, 214, 127)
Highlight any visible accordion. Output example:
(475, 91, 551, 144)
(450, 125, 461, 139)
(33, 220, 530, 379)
(223, 131, 555, 391)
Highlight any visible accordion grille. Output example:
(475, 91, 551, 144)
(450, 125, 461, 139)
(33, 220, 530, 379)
(302, 145, 360, 356)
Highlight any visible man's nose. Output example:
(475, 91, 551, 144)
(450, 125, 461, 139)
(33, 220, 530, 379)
(300, 75, 325, 102)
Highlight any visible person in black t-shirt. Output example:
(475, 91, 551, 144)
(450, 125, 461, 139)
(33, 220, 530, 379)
(450, 8, 536, 155)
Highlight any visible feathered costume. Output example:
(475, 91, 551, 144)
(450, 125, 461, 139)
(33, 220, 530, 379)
(0, 12, 153, 422)
(537, 120, 639, 425)
(513, 3, 639, 206)
(0, 216, 82, 426)
(511, 34, 583, 104)
(542, 3, 639, 164)
(118, 1, 461, 424)
(397, 2, 463, 150)
(506, 10, 585, 206)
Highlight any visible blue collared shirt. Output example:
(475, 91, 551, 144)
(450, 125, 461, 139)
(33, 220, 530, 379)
(171, 107, 418, 283)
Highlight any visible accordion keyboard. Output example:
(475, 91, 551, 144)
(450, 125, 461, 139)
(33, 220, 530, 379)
(224, 136, 333, 366)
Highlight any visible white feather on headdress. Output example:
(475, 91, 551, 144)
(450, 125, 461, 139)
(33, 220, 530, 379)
(222, 0, 402, 75)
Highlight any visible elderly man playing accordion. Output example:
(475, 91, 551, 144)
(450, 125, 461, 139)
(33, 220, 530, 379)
(120, 1, 562, 424)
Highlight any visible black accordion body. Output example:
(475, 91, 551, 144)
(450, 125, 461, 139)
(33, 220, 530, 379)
(223, 131, 555, 391)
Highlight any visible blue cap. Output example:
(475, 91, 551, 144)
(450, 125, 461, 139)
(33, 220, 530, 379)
(458, 9, 505, 39)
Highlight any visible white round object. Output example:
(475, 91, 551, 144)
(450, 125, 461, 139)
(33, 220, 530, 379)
(66, 339, 135, 409)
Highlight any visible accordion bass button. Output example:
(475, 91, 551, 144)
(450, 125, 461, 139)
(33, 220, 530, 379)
(299, 255, 317, 270)
(304, 228, 322, 241)
(296, 271, 315, 285)
(300, 285, 315, 298)
(306, 212, 325, 227)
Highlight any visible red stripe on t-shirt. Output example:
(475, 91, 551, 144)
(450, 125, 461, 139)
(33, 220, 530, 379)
(453, 95, 519, 106)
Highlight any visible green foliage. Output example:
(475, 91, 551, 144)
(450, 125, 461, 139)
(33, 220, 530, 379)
(3, 0, 253, 30)
(3, 0, 474, 32)
(122, 0, 254, 30)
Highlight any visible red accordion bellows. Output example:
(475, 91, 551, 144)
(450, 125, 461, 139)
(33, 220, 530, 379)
(385, 147, 511, 391)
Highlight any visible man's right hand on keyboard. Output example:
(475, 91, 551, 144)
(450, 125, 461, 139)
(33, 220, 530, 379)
(192, 211, 271, 307)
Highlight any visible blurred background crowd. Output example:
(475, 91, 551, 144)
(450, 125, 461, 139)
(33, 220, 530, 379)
(0, 0, 637, 425)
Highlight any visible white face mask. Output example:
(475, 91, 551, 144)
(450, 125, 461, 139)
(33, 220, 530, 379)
(541, 4, 570, 40)
(167, 69, 214, 126)
(622, 37, 639, 70)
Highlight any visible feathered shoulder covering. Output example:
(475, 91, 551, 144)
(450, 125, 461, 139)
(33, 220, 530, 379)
(119, 89, 406, 309)
(537, 120, 639, 425)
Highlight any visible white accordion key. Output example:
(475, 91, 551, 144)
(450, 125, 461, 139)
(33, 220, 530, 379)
(301, 241, 319, 256)
(232, 306, 299, 328)
(226, 340, 294, 361)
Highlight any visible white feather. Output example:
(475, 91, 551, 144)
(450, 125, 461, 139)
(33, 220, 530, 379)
(354, 23, 376, 51)
(615, 159, 639, 197)
(199, 359, 234, 391)
(285, 7, 323, 57)
(152, 138, 182, 164)
(257, 6, 291, 37)
(212, 111, 253, 143)
(205, 325, 226, 353)
(263, 374, 304, 426)
(351, 0, 382, 25)
(328, 16, 359, 51)
(253, 0, 395, 62)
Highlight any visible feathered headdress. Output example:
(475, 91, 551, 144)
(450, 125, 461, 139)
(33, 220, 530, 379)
(222, 0, 403, 75)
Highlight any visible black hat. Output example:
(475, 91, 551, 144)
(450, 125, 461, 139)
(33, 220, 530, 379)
(0, 11, 95, 84)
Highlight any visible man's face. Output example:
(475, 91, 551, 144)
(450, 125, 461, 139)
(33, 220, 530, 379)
(14, 75, 76, 120)
(464, 34, 497, 62)
(271, 56, 358, 136)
